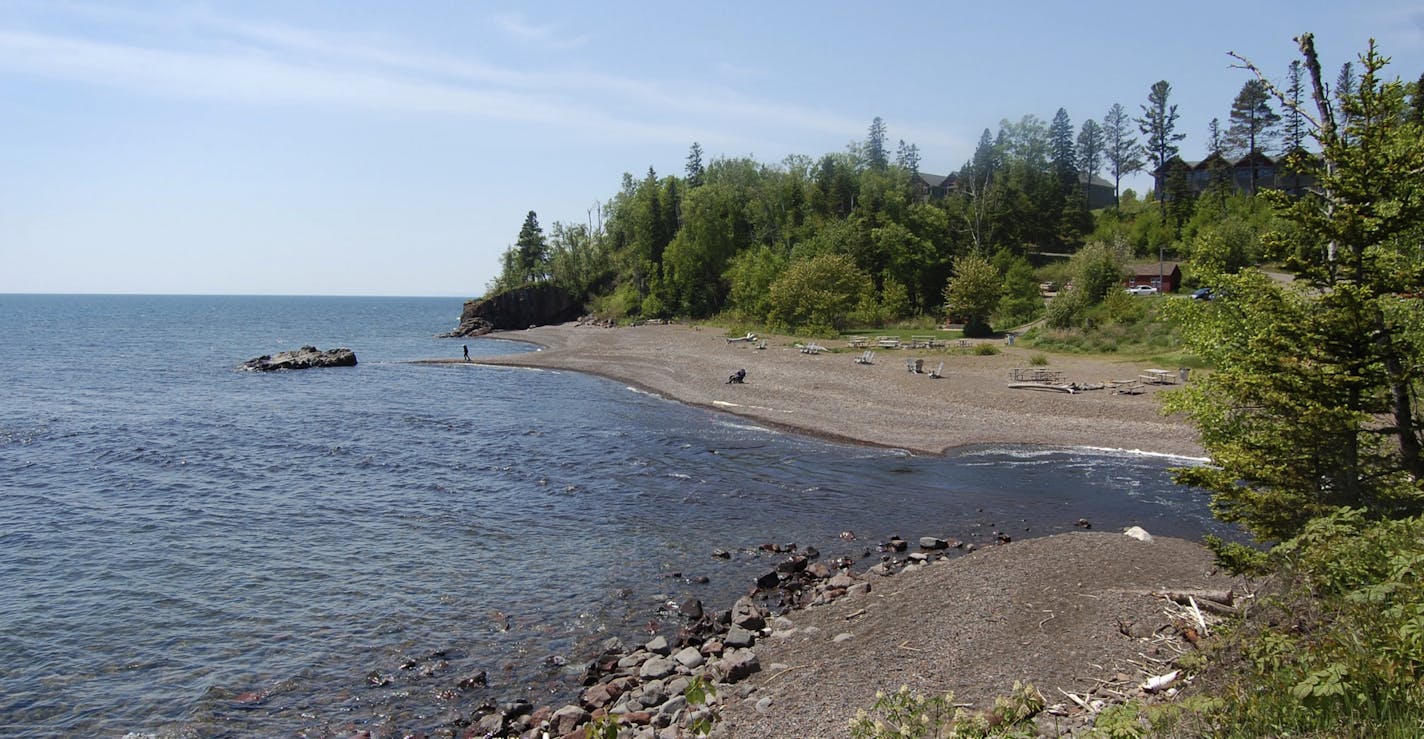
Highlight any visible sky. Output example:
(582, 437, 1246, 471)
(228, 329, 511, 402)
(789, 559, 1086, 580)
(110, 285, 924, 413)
(2, 1, 1423, 297)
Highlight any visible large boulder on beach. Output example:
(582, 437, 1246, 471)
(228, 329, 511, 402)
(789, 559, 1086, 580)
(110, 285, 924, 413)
(240, 346, 356, 371)
(446, 283, 582, 337)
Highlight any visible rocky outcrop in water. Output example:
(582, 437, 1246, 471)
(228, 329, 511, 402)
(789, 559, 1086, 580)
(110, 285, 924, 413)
(239, 346, 357, 371)
(445, 284, 582, 337)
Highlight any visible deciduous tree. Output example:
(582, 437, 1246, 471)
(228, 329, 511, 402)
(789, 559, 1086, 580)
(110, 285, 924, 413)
(942, 253, 1002, 336)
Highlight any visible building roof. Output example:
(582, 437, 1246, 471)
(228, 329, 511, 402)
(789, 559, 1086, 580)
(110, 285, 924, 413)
(1126, 262, 1182, 277)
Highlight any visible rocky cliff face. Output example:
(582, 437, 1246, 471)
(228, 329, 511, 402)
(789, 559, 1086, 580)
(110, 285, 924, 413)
(447, 284, 582, 337)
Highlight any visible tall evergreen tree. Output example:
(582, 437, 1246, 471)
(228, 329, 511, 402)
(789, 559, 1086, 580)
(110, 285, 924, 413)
(685, 142, 705, 188)
(1282, 61, 1308, 152)
(514, 210, 549, 284)
(1169, 36, 1424, 542)
(1102, 103, 1143, 208)
(865, 116, 888, 170)
(1076, 119, 1105, 184)
(1226, 80, 1281, 193)
(1410, 72, 1424, 124)
(1049, 108, 1077, 185)
(1137, 80, 1186, 216)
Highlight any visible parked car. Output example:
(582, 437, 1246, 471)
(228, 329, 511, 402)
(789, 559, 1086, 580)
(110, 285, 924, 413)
(1125, 285, 1158, 295)
(1192, 287, 1214, 301)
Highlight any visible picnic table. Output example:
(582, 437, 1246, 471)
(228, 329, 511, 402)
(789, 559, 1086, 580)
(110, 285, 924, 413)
(1140, 368, 1176, 385)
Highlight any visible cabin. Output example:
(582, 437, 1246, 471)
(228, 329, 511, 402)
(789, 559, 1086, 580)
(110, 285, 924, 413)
(1125, 262, 1182, 293)
(913, 172, 959, 201)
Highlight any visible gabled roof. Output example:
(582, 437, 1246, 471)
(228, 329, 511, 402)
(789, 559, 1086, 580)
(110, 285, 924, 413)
(1077, 172, 1113, 188)
(916, 172, 956, 188)
(1126, 261, 1182, 277)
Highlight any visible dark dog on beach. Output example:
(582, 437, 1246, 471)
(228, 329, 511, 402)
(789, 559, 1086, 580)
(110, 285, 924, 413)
(727, 368, 746, 384)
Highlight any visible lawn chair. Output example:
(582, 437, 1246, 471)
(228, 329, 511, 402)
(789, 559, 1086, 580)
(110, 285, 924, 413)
(854, 350, 874, 364)
(929, 362, 944, 379)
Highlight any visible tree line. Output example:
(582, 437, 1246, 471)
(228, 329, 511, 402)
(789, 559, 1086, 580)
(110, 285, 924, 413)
(489, 52, 1424, 337)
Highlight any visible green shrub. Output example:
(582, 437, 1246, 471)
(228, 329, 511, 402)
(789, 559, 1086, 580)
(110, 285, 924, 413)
(849, 683, 1043, 738)
(973, 343, 1000, 356)
(1183, 511, 1424, 736)
(1028, 353, 1049, 366)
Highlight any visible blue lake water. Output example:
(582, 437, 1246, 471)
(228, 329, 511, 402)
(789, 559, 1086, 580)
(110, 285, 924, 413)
(0, 294, 1231, 737)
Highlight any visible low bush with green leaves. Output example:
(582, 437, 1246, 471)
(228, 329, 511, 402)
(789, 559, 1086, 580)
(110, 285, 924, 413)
(849, 682, 1043, 738)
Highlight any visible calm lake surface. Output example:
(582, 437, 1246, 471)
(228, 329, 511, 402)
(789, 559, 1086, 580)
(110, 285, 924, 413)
(0, 294, 1231, 737)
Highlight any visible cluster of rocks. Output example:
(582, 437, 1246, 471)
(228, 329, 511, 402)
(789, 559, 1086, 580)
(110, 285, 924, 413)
(239, 346, 356, 371)
(464, 532, 994, 738)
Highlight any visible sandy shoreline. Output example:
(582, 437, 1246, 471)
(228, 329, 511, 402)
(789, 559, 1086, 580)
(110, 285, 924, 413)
(430, 322, 1203, 459)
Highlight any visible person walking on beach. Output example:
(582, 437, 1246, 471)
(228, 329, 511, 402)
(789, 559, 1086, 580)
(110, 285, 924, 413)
(463, 344, 470, 362)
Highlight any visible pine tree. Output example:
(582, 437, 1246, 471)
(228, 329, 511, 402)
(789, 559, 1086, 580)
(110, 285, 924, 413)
(685, 142, 705, 188)
(865, 116, 888, 170)
(514, 210, 549, 284)
(1137, 80, 1186, 216)
(1169, 36, 1424, 542)
(1076, 119, 1104, 181)
(1102, 103, 1143, 209)
(1049, 108, 1077, 186)
(1226, 80, 1281, 193)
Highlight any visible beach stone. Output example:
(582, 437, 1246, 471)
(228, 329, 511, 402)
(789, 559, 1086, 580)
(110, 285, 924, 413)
(847, 582, 873, 597)
(699, 639, 724, 657)
(666, 676, 690, 696)
(474, 712, 504, 736)
(673, 646, 704, 669)
(679, 598, 704, 620)
(755, 696, 774, 713)
(239, 345, 356, 371)
(887, 537, 908, 552)
(806, 562, 833, 579)
(827, 573, 857, 589)
(638, 685, 668, 707)
(711, 548, 731, 559)
(550, 704, 589, 735)
(580, 681, 624, 710)
(618, 652, 650, 669)
(771, 616, 795, 630)
(724, 626, 756, 649)
(639, 657, 677, 680)
(623, 710, 654, 725)
(919, 537, 948, 549)
(658, 694, 687, 717)
(754, 570, 780, 590)
(1124, 526, 1154, 542)
(645, 635, 670, 655)
(730, 597, 767, 630)
(833, 632, 855, 643)
(775, 555, 808, 573)
(718, 649, 761, 682)
(455, 669, 487, 690)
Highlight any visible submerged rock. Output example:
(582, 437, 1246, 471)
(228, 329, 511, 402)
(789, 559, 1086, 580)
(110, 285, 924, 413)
(240, 346, 356, 371)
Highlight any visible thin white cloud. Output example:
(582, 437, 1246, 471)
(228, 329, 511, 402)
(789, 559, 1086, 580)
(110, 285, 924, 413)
(491, 12, 589, 50)
(0, 4, 959, 156)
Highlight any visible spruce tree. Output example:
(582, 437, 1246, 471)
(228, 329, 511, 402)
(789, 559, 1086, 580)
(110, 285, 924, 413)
(685, 142, 705, 188)
(1049, 108, 1077, 186)
(865, 116, 888, 170)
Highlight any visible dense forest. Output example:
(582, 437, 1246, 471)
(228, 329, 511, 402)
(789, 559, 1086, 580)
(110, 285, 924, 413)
(488, 50, 1424, 340)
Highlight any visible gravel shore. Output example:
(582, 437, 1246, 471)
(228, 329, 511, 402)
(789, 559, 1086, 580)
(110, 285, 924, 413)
(427, 323, 1226, 737)
(443, 322, 1203, 458)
